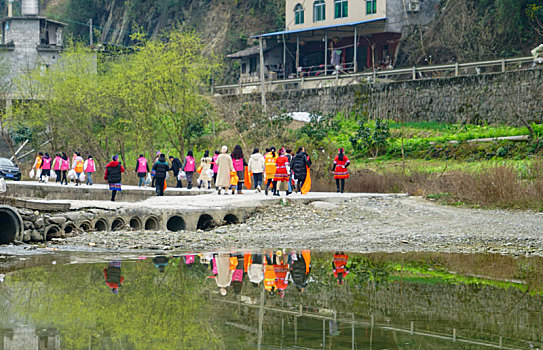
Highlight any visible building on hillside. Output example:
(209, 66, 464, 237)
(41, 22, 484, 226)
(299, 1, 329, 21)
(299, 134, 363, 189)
(0, 0, 65, 95)
(227, 0, 438, 83)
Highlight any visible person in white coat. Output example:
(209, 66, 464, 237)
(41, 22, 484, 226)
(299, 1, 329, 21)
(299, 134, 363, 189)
(248, 148, 265, 192)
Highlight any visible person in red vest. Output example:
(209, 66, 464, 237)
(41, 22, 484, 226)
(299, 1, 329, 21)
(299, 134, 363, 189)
(332, 148, 350, 193)
(332, 252, 349, 285)
(103, 262, 124, 294)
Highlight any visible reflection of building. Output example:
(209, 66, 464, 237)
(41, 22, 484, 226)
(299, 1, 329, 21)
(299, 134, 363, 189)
(227, 0, 438, 83)
(1, 326, 60, 350)
(0, 0, 65, 93)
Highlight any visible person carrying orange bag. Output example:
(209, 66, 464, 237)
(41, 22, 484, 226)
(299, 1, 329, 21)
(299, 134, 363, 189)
(230, 171, 239, 190)
(244, 166, 252, 189)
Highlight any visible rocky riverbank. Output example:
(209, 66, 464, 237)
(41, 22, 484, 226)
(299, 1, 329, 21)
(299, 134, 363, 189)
(49, 196, 543, 256)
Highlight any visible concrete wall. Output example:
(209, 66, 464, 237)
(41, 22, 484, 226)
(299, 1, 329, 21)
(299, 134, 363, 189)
(285, 0, 387, 31)
(222, 68, 543, 125)
(284, 0, 439, 33)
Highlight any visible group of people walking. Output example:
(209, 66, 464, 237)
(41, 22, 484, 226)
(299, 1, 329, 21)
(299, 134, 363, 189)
(31, 152, 96, 186)
(30, 146, 351, 199)
(103, 250, 350, 295)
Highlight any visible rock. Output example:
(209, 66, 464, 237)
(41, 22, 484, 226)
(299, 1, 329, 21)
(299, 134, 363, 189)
(24, 221, 34, 230)
(35, 218, 44, 229)
(31, 230, 43, 242)
(48, 216, 67, 226)
(23, 230, 31, 242)
(309, 201, 340, 210)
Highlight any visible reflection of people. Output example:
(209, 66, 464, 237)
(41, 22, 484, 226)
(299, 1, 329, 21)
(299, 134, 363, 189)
(289, 250, 311, 292)
(247, 254, 264, 286)
(332, 252, 349, 285)
(230, 254, 244, 295)
(216, 253, 234, 296)
(103, 262, 124, 294)
(153, 255, 170, 273)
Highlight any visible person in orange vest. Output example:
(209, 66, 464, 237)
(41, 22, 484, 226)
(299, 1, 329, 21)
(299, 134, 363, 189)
(264, 254, 277, 295)
(31, 152, 43, 181)
(264, 147, 278, 196)
(332, 148, 350, 193)
(273, 255, 289, 298)
(72, 152, 85, 186)
(332, 252, 349, 285)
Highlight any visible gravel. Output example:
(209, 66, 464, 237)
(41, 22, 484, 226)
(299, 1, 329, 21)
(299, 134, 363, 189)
(52, 196, 543, 255)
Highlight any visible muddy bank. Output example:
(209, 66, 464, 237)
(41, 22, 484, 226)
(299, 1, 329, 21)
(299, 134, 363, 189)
(44, 196, 543, 256)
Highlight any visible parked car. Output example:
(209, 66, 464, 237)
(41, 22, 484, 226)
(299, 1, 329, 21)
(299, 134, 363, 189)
(0, 157, 21, 181)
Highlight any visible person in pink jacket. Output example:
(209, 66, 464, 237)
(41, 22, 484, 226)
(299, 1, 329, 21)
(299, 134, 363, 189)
(83, 155, 96, 185)
(183, 150, 196, 190)
(40, 153, 52, 183)
(231, 145, 247, 194)
(60, 152, 70, 185)
(135, 154, 149, 187)
(53, 153, 62, 183)
(212, 150, 219, 188)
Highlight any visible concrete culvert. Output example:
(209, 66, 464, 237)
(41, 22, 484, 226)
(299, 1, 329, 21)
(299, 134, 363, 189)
(197, 214, 215, 231)
(63, 222, 76, 234)
(129, 217, 142, 230)
(111, 218, 125, 231)
(79, 221, 91, 231)
(0, 206, 23, 244)
(44, 224, 62, 241)
(144, 217, 159, 230)
(95, 219, 108, 232)
(167, 216, 186, 232)
(223, 214, 239, 225)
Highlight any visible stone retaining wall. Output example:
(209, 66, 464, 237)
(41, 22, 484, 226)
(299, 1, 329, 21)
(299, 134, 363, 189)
(221, 68, 543, 125)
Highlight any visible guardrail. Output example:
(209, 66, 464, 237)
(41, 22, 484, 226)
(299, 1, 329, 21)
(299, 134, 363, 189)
(213, 56, 536, 96)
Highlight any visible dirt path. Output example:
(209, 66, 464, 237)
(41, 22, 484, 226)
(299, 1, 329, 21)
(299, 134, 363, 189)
(57, 196, 543, 255)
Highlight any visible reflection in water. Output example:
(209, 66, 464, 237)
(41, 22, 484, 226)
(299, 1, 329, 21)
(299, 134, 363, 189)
(0, 251, 543, 349)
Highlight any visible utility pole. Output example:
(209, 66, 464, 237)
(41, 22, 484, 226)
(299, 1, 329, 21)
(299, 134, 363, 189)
(89, 18, 93, 46)
(259, 36, 267, 115)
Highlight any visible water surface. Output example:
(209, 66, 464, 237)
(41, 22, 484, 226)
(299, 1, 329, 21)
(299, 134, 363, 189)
(0, 251, 542, 349)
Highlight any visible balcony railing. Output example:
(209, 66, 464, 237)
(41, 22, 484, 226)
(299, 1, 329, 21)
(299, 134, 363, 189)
(213, 56, 536, 96)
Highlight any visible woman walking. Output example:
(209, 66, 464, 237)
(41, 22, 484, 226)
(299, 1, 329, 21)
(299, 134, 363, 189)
(248, 148, 265, 192)
(264, 147, 277, 196)
(135, 154, 149, 187)
(212, 150, 220, 188)
(83, 155, 96, 185)
(104, 155, 125, 202)
(332, 148, 350, 193)
(272, 147, 291, 196)
(292, 147, 312, 193)
(183, 150, 196, 189)
(40, 153, 52, 183)
(72, 152, 84, 186)
(60, 152, 70, 185)
(152, 154, 170, 196)
(215, 146, 234, 195)
(231, 145, 247, 194)
(53, 153, 62, 183)
(197, 150, 213, 189)
(31, 152, 43, 182)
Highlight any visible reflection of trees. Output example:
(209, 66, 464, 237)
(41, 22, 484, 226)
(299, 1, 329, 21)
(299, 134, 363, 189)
(7, 261, 219, 349)
(2, 252, 543, 349)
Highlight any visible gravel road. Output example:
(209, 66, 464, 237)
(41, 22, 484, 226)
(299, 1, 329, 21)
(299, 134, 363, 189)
(56, 196, 543, 255)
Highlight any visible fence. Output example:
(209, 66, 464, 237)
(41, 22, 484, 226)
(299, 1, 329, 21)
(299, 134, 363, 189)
(213, 56, 535, 96)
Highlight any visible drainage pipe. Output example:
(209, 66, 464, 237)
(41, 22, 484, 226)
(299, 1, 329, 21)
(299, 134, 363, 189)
(0, 205, 24, 244)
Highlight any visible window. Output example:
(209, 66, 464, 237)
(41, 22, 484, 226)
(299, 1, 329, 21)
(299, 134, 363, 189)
(335, 0, 348, 18)
(366, 0, 377, 15)
(313, 0, 326, 22)
(294, 4, 304, 25)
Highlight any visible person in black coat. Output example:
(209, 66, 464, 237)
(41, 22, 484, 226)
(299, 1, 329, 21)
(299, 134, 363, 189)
(291, 147, 312, 193)
(152, 154, 170, 196)
(169, 156, 183, 188)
